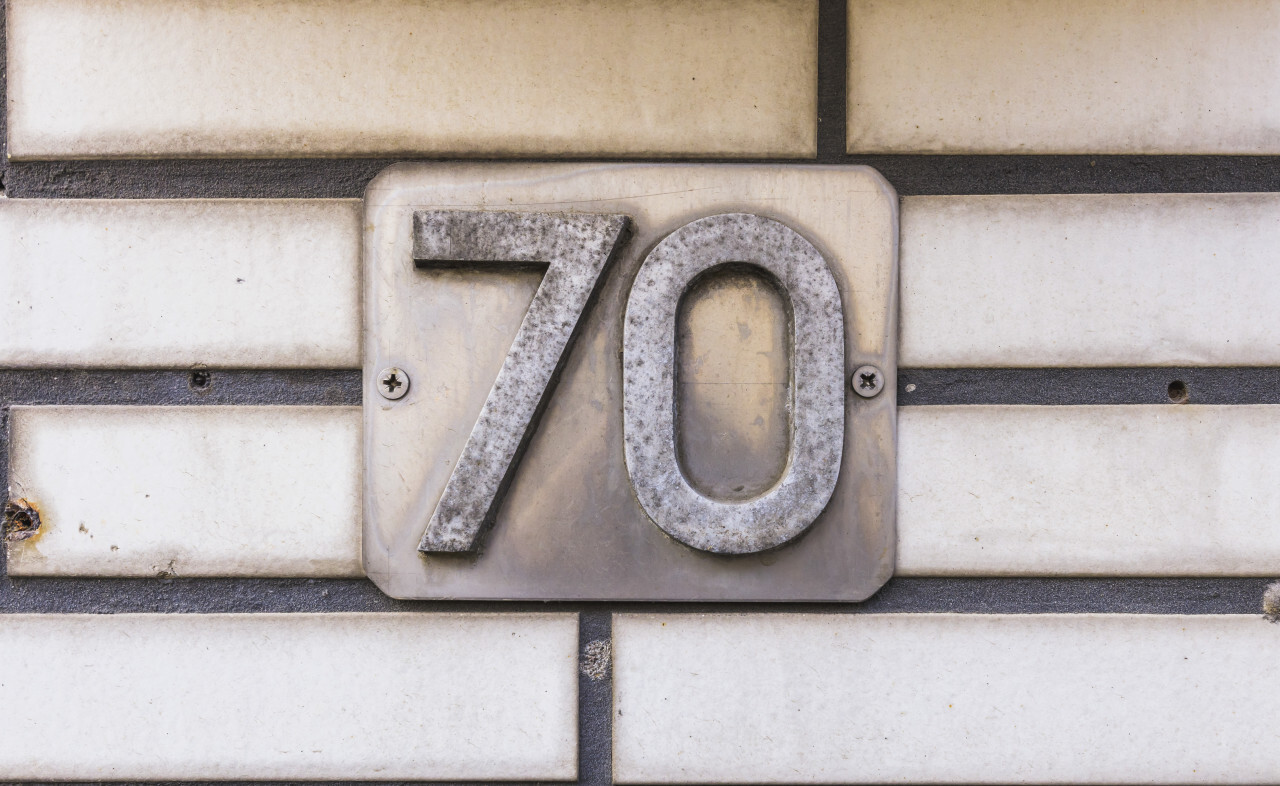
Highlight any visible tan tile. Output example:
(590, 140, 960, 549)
(9, 0, 817, 158)
(614, 613, 1280, 783)
(849, 0, 1280, 154)
(6, 406, 362, 577)
(901, 194, 1280, 367)
(898, 405, 1280, 576)
(0, 613, 578, 780)
(0, 199, 361, 368)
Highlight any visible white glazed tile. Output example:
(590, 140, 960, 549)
(614, 613, 1280, 784)
(8, 0, 817, 159)
(0, 613, 578, 780)
(897, 405, 1280, 576)
(0, 199, 360, 368)
(848, 0, 1280, 154)
(6, 406, 362, 577)
(901, 194, 1280, 366)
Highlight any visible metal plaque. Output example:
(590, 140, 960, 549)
(363, 163, 898, 601)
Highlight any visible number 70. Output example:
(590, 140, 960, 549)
(411, 210, 847, 556)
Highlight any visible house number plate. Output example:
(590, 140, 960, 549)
(363, 163, 898, 601)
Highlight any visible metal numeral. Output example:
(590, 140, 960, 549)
(622, 214, 846, 554)
(415, 210, 845, 557)
(415, 211, 631, 552)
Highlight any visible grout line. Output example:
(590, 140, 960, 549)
(10, 156, 1280, 199)
(833, 154, 1280, 194)
(577, 611, 613, 786)
(2, 368, 1280, 409)
(898, 367, 1280, 406)
(1, 0, 8, 187)
(815, 0, 847, 161)
(1, 782, 558, 786)
(0, 405, 8, 578)
(0, 577, 1273, 616)
(0, 369, 361, 407)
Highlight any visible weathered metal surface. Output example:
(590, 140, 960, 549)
(3, 498, 42, 542)
(674, 268, 791, 501)
(376, 367, 409, 400)
(623, 214, 845, 554)
(413, 211, 631, 552)
(852, 364, 885, 398)
(1265, 582, 1280, 622)
(363, 163, 898, 601)
(580, 640, 612, 682)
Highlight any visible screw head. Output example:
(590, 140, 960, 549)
(377, 367, 409, 400)
(851, 365, 884, 398)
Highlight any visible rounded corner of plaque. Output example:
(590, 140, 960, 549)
(361, 564, 402, 600)
(362, 162, 421, 204)
(852, 165, 901, 212)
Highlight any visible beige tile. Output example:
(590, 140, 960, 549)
(0, 199, 360, 368)
(614, 613, 1280, 783)
(6, 406, 362, 577)
(9, 0, 817, 159)
(0, 613, 578, 780)
(849, 0, 1280, 154)
(901, 194, 1280, 367)
(898, 405, 1280, 576)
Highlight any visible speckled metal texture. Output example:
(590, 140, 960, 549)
(413, 211, 631, 552)
(623, 214, 845, 554)
(363, 162, 898, 601)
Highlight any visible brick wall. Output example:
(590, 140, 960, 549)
(2, 0, 1279, 782)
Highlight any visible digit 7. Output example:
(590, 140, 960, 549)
(414, 211, 632, 552)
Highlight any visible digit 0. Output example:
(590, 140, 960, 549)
(416, 210, 846, 557)
(622, 214, 846, 554)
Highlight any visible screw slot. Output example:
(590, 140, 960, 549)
(1167, 380, 1189, 404)
(377, 367, 410, 400)
(851, 365, 885, 398)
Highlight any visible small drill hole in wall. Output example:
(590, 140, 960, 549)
(189, 370, 212, 390)
(1167, 380, 1189, 403)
